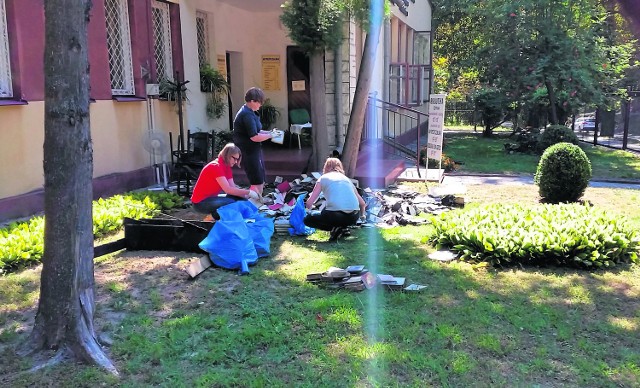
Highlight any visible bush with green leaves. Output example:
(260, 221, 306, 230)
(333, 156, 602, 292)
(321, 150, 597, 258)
(213, 130, 233, 155)
(419, 149, 456, 172)
(429, 203, 639, 269)
(534, 142, 592, 202)
(537, 125, 579, 152)
(0, 191, 183, 273)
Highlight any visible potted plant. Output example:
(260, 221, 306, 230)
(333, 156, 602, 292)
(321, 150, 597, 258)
(159, 78, 188, 103)
(258, 99, 281, 130)
(200, 63, 229, 120)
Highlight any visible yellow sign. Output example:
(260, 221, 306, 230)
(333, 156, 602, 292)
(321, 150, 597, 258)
(217, 55, 227, 78)
(262, 55, 281, 91)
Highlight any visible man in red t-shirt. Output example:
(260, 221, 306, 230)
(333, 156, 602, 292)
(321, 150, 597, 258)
(191, 143, 260, 219)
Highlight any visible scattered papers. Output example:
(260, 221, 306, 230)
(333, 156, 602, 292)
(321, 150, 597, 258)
(270, 129, 285, 144)
(404, 284, 427, 292)
(428, 250, 457, 262)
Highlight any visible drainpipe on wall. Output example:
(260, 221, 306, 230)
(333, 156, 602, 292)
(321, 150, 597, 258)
(334, 44, 343, 151)
(382, 18, 391, 137)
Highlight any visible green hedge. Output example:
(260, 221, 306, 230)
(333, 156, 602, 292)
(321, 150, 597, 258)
(0, 191, 183, 274)
(429, 203, 639, 269)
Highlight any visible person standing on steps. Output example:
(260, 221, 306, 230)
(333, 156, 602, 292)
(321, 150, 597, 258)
(191, 143, 260, 220)
(232, 87, 275, 197)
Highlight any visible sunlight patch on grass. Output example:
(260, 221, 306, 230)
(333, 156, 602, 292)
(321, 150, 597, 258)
(329, 306, 362, 328)
(568, 284, 592, 305)
(451, 350, 476, 374)
(0, 270, 40, 311)
(607, 316, 638, 332)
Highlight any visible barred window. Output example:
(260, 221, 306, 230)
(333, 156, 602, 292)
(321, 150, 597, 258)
(196, 11, 209, 68)
(0, 0, 13, 98)
(104, 0, 135, 95)
(152, 0, 173, 83)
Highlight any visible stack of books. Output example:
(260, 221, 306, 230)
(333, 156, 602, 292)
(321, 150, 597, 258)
(377, 274, 406, 290)
(274, 217, 291, 235)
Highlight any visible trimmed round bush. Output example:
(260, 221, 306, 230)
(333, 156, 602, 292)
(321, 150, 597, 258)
(534, 142, 592, 202)
(538, 125, 579, 153)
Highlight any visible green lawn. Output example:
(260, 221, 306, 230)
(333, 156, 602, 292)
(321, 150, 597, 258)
(444, 132, 640, 180)
(1, 137, 639, 386)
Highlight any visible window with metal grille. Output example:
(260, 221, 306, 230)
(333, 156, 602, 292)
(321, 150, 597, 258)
(0, 0, 13, 98)
(104, 0, 135, 95)
(196, 11, 209, 68)
(152, 0, 173, 83)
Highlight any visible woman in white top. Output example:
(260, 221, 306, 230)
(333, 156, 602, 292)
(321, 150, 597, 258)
(304, 158, 366, 241)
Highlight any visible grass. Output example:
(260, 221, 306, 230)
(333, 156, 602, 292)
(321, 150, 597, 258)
(0, 137, 639, 386)
(444, 132, 640, 180)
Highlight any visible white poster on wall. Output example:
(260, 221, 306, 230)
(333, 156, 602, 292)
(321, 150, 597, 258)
(427, 94, 447, 160)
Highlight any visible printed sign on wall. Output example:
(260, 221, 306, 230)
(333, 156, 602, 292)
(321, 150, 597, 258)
(262, 55, 281, 91)
(291, 80, 306, 91)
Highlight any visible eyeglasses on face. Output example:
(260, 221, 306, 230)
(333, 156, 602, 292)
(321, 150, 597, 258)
(230, 155, 241, 162)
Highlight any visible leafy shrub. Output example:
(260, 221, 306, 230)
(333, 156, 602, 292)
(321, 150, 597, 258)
(213, 130, 233, 155)
(534, 142, 592, 203)
(504, 127, 541, 154)
(420, 150, 456, 172)
(537, 125, 579, 152)
(429, 203, 639, 269)
(0, 191, 183, 273)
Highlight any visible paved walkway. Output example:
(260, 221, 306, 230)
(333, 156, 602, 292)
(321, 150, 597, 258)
(441, 173, 640, 190)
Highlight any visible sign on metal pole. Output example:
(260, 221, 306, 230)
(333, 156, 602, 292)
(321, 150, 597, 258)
(426, 94, 446, 181)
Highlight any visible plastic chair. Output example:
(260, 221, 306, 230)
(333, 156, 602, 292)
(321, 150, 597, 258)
(288, 108, 312, 149)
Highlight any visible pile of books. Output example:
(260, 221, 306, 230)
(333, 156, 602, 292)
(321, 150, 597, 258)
(306, 266, 416, 292)
(274, 217, 291, 236)
(306, 265, 369, 291)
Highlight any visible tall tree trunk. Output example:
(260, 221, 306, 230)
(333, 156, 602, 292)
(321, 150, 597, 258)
(309, 52, 329, 171)
(615, 0, 640, 40)
(342, 1, 383, 178)
(20, 0, 118, 375)
(545, 79, 559, 125)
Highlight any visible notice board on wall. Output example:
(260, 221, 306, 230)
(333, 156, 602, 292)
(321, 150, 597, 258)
(262, 55, 281, 91)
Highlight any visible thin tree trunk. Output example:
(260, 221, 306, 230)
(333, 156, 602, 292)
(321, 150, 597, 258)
(342, 3, 383, 177)
(545, 79, 558, 125)
(309, 52, 329, 171)
(21, 0, 118, 375)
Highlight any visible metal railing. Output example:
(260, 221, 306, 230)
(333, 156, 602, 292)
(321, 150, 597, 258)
(364, 96, 429, 176)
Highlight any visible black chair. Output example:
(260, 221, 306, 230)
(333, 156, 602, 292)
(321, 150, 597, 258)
(170, 131, 214, 197)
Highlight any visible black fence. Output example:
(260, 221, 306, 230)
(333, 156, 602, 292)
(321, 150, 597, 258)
(446, 96, 640, 153)
(445, 101, 476, 126)
(572, 96, 640, 153)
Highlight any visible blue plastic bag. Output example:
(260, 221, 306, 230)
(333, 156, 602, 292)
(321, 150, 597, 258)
(247, 216, 274, 257)
(199, 201, 259, 274)
(288, 193, 315, 236)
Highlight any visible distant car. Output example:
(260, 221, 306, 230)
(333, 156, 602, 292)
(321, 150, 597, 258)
(575, 117, 596, 131)
(500, 121, 514, 129)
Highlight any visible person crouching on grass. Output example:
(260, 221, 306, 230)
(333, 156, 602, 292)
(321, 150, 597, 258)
(303, 158, 366, 241)
(191, 143, 260, 220)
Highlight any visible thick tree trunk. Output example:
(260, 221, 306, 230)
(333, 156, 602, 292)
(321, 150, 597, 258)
(20, 0, 118, 375)
(545, 79, 559, 125)
(342, 1, 383, 178)
(309, 52, 329, 171)
(615, 0, 640, 40)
